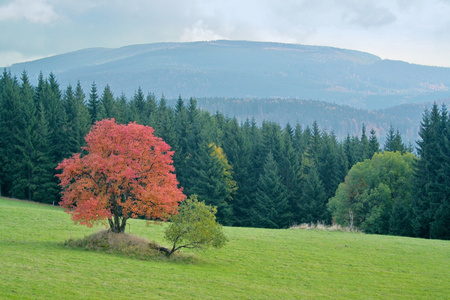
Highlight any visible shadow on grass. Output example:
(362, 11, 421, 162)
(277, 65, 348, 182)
(63, 230, 199, 263)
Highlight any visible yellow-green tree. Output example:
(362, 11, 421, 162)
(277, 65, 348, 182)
(328, 151, 416, 235)
(163, 195, 227, 257)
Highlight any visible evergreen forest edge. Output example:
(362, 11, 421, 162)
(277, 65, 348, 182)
(0, 70, 448, 240)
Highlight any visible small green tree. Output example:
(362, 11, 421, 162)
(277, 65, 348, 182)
(163, 195, 227, 257)
(328, 151, 416, 235)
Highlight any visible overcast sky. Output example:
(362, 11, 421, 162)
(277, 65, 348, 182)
(1, 0, 449, 67)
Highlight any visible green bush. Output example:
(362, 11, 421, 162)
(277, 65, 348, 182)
(164, 195, 227, 257)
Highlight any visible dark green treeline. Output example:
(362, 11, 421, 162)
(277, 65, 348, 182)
(0, 71, 448, 239)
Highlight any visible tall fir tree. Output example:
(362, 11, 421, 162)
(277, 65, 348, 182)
(10, 72, 39, 200)
(384, 125, 406, 153)
(368, 129, 380, 157)
(318, 131, 345, 202)
(360, 124, 370, 159)
(33, 102, 58, 203)
(297, 152, 328, 224)
(73, 81, 91, 149)
(280, 124, 301, 215)
(114, 93, 132, 124)
(98, 84, 116, 120)
(0, 70, 21, 196)
(87, 82, 100, 124)
(221, 118, 254, 226)
(412, 104, 450, 239)
(252, 152, 292, 228)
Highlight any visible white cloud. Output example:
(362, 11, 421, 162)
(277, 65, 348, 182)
(0, 51, 46, 67)
(180, 20, 226, 42)
(0, 0, 449, 67)
(0, 0, 58, 23)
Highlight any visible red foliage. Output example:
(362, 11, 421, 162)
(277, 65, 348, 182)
(56, 119, 186, 229)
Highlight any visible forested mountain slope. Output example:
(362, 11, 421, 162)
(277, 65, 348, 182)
(5, 40, 450, 110)
(175, 97, 450, 144)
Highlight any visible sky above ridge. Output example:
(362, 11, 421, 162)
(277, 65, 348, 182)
(0, 0, 449, 67)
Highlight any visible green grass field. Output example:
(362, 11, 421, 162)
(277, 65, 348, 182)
(1, 197, 449, 299)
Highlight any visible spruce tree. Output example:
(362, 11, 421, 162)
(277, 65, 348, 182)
(130, 87, 147, 124)
(184, 142, 236, 225)
(114, 93, 131, 124)
(368, 129, 380, 157)
(280, 124, 301, 214)
(0, 70, 21, 196)
(10, 72, 39, 200)
(252, 152, 292, 228)
(360, 124, 370, 159)
(87, 82, 100, 123)
(33, 102, 58, 203)
(318, 131, 344, 202)
(99, 84, 116, 120)
(297, 152, 328, 224)
(221, 118, 253, 226)
(412, 104, 450, 239)
(384, 125, 406, 153)
(73, 81, 91, 148)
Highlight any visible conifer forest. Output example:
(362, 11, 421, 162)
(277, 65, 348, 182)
(0, 70, 448, 240)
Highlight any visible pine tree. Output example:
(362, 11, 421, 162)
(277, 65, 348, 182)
(173, 96, 190, 188)
(252, 152, 292, 228)
(297, 153, 328, 224)
(221, 118, 253, 226)
(307, 121, 322, 164)
(62, 85, 81, 153)
(384, 125, 406, 153)
(73, 81, 91, 149)
(99, 84, 116, 120)
(87, 82, 100, 123)
(360, 124, 370, 159)
(368, 129, 380, 157)
(10, 72, 39, 200)
(154, 96, 178, 152)
(184, 142, 236, 225)
(130, 87, 147, 124)
(33, 102, 58, 203)
(412, 104, 450, 239)
(0, 70, 21, 196)
(114, 93, 131, 124)
(292, 123, 308, 166)
(36, 74, 68, 202)
(318, 131, 345, 202)
(145, 92, 158, 127)
(280, 124, 301, 215)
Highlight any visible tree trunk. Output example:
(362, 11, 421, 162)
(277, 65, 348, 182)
(108, 215, 127, 233)
(349, 211, 354, 232)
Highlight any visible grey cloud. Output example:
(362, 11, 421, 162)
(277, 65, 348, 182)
(0, 0, 58, 23)
(0, 0, 449, 67)
(341, 2, 397, 28)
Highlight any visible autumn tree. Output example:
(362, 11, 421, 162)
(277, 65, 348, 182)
(56, 119, 186, 233)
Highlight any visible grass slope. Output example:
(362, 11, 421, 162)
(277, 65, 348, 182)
(1, 197, 449, 299)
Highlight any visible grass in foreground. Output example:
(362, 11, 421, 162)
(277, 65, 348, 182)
(0, 197, 449, 299)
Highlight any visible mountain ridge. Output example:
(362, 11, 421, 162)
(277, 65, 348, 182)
(6, 40, 450, 110)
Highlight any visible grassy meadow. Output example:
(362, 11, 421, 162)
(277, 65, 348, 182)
(0, 197, 449, 299)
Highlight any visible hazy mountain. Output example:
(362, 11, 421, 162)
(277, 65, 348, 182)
(182, 97, 450, 145)
(5, 40, 450, 110)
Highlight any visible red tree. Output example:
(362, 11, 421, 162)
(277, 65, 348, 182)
(56, 119, 186, 233)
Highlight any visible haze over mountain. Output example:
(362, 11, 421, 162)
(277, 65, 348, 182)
(5, 40, 450, 110)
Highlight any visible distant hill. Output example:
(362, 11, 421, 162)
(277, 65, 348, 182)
(183, 97, 450, 145)
(5, 40, 450, 110)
